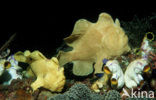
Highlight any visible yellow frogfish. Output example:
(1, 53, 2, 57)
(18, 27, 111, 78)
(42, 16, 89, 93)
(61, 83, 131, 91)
(58, 12, 130, 76)
(14, 50, 65, 92)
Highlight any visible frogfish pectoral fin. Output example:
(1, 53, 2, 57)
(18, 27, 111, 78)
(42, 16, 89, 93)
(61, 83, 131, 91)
(72, 61, 94, 76)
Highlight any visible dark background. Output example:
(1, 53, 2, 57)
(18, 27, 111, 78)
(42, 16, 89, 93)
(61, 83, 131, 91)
(1, 8, 156, 58)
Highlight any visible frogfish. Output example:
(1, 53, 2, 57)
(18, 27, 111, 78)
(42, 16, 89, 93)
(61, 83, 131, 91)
(58, 12, 130, 76)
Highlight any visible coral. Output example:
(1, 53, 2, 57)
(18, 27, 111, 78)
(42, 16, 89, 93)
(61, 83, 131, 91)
(48, 83, 105, 100)
(0, 78, 34, 100)
(149, 51, 156, 69)
(0, 93, 5, 100)
(14, 50, 65, 92)
(90, 93, 105, 100)
(7, 89, 33, 100)
(104, 90, 121, 100)
(65, 83, 92, 100)
(48, 94, 70, 100)
(58, 12, 130, 76)
(38, 91, 57, 100)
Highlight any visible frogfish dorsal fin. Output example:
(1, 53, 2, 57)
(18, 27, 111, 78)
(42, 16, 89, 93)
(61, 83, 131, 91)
(64, 19, 92, 46)
(97, 13, 114, 24)
(64, 34, 81, 44)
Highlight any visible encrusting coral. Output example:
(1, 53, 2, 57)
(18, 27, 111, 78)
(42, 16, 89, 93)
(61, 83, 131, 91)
(14, 50, 65, 92)
(104, 90, 121, 100)
(58, 12, 130, 76)
(48, 83, 122, 100)
(48, 83, 105, 100)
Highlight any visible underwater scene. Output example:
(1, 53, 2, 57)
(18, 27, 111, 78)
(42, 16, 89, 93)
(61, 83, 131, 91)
(1, 8, 156, 100)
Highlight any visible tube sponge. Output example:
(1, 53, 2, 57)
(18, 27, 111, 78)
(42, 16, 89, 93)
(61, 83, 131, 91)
(104, 60, 124, 89)
(124, 59, 148, 89)
(14, 50, 65, 92)
(91, 60, 124, 92)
